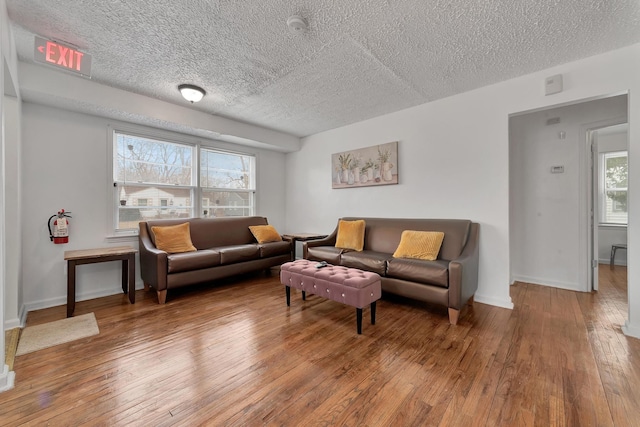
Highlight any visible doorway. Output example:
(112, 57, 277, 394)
(509, 94, 628, 293)
(587, 123, 628, 291)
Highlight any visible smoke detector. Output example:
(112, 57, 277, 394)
(287, 15, 308, 34)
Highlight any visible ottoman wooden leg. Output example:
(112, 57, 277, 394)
(286, 286, 290, 306)
(302, 290, 306, 301)
(356, 308, 363, 334)
(371, 301, 377, 325)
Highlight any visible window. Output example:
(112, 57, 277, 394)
(200, 148, 255, 217)
(600, 151, 628, 225)
(112, 129, 256, 232)
(113, 132, 196, 231)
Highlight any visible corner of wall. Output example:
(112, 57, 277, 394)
(622, 321, 640, 340)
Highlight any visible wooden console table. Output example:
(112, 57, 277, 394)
(64, 246, 137, 317)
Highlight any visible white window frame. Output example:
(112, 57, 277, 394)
(108, 124, 257, 237)
(599, 150, 628, 226)
(200, 146, 256, 218)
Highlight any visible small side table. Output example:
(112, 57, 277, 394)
(610, 243, 627, 269)
(281, 233, 328, 260)
(64, 246, 137, 317)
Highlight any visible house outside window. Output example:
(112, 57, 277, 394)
(113, 132, 196, 231)
(600, 150, 628, 225)
(112, 129, 256, 232)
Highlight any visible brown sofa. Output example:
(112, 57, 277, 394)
(139, 216, 292, 303)
(303, 217, 479, 324)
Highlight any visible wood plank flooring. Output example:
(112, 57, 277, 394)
(1, 266, 638, 426)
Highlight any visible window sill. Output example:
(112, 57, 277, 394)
(105, 232, 139, 243)
(598, 223, 627, 229)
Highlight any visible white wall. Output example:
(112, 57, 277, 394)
(285, 43, 640, 338)
(510, 96, 627, 290)
(21, 103, 287, 311)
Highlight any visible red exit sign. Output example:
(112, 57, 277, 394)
(34, 36, 92, 77)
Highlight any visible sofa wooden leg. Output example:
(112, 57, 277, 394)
(157, 290, 167, 304)
(448, 308, 460, 325)
(144, 283, 150, 291)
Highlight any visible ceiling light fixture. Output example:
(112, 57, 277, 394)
(287, 15, 308, 34)
(178, 84, 206, 103)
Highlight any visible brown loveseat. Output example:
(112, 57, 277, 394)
(303, 217, 479, 324)
(139, 216, 292, 303)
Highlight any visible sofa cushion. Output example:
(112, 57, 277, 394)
(393, 230, 444, 261)
(249, 225, 282, 244)
(258, 240, 291, 258)
(218, 244, 261, 265)
(151, 222, 197, 254)
(167, 250, 221, 273)
(307, 246, 345, 264)
(386, 258, 449, 288)
(335, 219, 365, 251)
(340, 250, 390, 276)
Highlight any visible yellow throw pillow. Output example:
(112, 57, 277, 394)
(151, 222, 197, 254)
(393, 230, 445, 261)
(249, 225, 282, 244)
(335, 219, 366, 251)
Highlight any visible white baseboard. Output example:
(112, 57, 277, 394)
(3, 318, 20, 330)
(622, 320, 640, 339)
(19, 305, 27, 327)
(0, 365, 15, 393)
(3, 304, 27, 330)
(599, 258, 627, 266)
(24, 281, 144, 313)
(474, 293, 514, 309)
(511, 275, 581, 292)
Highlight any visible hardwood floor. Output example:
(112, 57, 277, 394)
(1, 266, 639, 426)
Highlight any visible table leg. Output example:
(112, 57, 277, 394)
(67, 260, 76, 317)
(127, 254, 135, 304)
(371, 301, 376, 325)
(122, 259, 127, 294)
(610, 246, 617, 269)
(356, 308, 363, 334)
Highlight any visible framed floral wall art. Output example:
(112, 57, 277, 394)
(331, 141, 398, 189)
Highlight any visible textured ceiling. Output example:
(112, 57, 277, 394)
(7, 0, 640, 137)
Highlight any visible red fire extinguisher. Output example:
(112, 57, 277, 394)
(48, 209, 72, 244)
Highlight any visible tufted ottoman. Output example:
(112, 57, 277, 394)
(280, 259, 381, 334)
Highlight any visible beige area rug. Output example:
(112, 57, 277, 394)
(16, 313, 99, 356)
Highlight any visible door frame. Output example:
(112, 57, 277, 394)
(579, 118, 627, 292)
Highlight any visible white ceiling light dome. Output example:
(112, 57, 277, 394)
(287, 15, 308, 34)
(178, 84, 206, 103)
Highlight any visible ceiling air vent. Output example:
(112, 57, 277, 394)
(546, 117, 561, 125)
